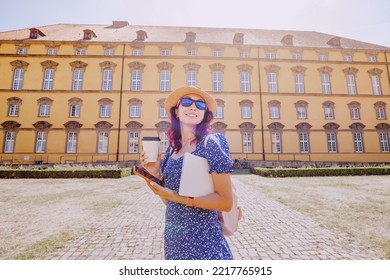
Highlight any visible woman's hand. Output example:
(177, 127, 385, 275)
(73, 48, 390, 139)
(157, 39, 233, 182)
(140, 149, 162, 179)
(147, 181, 178, 205)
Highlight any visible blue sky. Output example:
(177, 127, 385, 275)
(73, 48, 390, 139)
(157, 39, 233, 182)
(1, 0, 389, 47)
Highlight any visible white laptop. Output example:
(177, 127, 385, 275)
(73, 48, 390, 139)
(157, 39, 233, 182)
(179, 152, 214, 197)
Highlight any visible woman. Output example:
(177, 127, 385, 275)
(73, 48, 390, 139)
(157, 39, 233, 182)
(140, 86, 234, 260)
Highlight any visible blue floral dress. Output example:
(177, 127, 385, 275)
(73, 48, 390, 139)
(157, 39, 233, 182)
(161, 133, 234, 260)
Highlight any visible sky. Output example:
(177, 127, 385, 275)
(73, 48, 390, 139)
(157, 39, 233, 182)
(0, 0, 389, 47)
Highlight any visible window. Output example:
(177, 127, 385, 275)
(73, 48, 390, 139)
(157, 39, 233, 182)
(212, 71, 223, 92)
(353, 132, 364, 152)
(100, 105, 111, 118)
(35, 131, 47, 153)
(39, 104, 50, 117)
(43, 68, 54, 90)
(8, 104, 19, 116)
(72, 69, 84, 91)
(186, 71, 197, 87)
(160, 70, 170, 91)
(368, 56, 377, 62)
(297, 107, 307, 119)
(351, 107, 360, 120)
(269, 106, 279, 119)
(66, 132, 77, 153)
(266, 52, 276, 60)
(131, 70, 142, 91)
(4, 131, 16, 153)
(299, 132, 310, 153)
(159, 104, 167, 118)
(17, 48, 28, 55)
(240, 72, 250, 92)
(130, 104, 140, 118)
(321, 73, 331, 94)
(215, 105, 223, 119)
(319, 54, 328, 61)
(243, 132, 253, 153)
(69, 104, 80, 117)
(271, 132, 282, 153)
(159, 131, 169, 153)
(240, 51, 249, 58)
(292, 53, 302, 60)
(324, 107, 334, 119)
(161, 49, 171, 56)
(295, 73, 305, 94)
(97, 131, 109, 153)
(12, 69, 24, 90)
(376, 107, 386, 120)
(102, 69, 113, 91)
(327, 132, 337, 153)
(104, 49, 114, 56)
(241, 105, 251, 119)
(47, 48, 57, 55)
(128, 132, 139, 153)
(132, 49, 143, 56)
(268, 73, 278, 93)
(347, 74, 357, 95)
(212, 50, 223, 57)
(75, 49, 85, 55)
(187, 49, 197, 56)
(343, 55, 353, 62)
(379, 132, 389, 152)
(371, 75, 382, 95)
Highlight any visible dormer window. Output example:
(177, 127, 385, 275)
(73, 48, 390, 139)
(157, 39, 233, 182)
(136, 30, 148, 41)
(83, 29, 97, 40)
(327, 37, 341, 47)
(233, 33, 244, 44)
(29, 28, 46, 39)
(185, 32, 196, 43)
(281, 35, 293, 46)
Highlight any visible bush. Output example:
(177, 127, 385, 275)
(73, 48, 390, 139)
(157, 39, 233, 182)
(250, 166, 390, 177)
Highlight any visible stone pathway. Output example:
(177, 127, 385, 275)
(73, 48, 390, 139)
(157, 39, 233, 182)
(45, 175, 379, 260)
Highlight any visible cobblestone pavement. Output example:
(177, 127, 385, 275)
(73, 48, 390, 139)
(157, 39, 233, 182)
(45, 175, 379, 260)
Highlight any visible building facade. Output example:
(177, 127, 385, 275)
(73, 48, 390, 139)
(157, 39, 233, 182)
(0, 21, 389, 164)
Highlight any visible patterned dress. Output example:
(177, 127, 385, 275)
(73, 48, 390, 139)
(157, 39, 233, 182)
(161, 133, 234, 260)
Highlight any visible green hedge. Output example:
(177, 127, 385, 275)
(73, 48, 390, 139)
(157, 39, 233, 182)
(0, 168, 133, 179)
(250, 166, 390, 177)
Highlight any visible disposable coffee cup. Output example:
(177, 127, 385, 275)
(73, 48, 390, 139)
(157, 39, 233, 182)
(142, 137, 161, 162)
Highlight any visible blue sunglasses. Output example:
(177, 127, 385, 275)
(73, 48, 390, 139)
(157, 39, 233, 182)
(180, 97, 207, 110)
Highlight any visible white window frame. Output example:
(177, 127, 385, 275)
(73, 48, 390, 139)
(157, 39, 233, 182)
(268, 72, 278, 93)
(69, 104, 80, 117)
(297, 107, 307, 119)
(17, 48, 27, 55)
(319, 54, 328, 61)
(72, 69, 84, 91)
(66, 132, 77, 153)
(212, 50, 223, 57)
(159, 104, 167, 118)
(327, 132, 337, 153)
(271, 132, 282, 153)
(299, 132, 310, 153)
(160, 70, 170, 92)
(351, 107, 360, 120)
(102, 69, 113, 91)
(376, 107, 386, 120)
(292, 53, 302, 60)
(324, 107, 334, 119)
(240, 51, 249, 58)
(13, 68, 24, 90)
(43, 68, 54, 90)
(131, 70, 142, 91)
(266, 52, 276, 60)
(240, 71, 250, 92)
(243, 132, 253, 153)
(379, 132, 389, 152)
(347, 74, 357, 95)
(104, 49, 114, 56)
(241, 106, 251, 119)
(8, 104, 19, 116)
(371, 75, 382, 95)
(75, 49, 86, 55)
(161, 49, 171, 56)
(269, 106, 280, 119)
(35, 131, 47, 153)
(353, 132, 364, 153)
(186, 71, 197, 87)
(132, 49, 143, 56)
(212, 71, 223, 92)
(187, 49, 197, 56)
(343, 55, 353, 62)
(214, 105, 223, 119)
(97, 131, 109, 153)
(321, 73, 331, 94)
(130, 105, 140, 118)
(39, 104, 50, 117)
(295, 73, 305, 94)
(159, 131, 169, 153)
(4, 131, 16, 153)
(368, 56, 377, 62)
(47, 48, 57, 55)
(128, 132, 139, 153)
(100, 105, 111, 118)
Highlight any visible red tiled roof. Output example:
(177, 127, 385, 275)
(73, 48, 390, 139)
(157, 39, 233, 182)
(0, 23, 388, 50)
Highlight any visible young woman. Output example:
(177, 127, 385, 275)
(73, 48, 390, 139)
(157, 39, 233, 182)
(140, 86, 234, 260)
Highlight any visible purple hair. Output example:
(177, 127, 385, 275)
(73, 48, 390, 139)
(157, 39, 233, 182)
(167, 106, 213, 153)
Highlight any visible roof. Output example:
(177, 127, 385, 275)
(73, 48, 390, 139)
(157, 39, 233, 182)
(0, 23, 388, 50)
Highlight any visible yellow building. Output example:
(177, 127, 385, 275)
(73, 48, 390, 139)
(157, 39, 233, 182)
(0, 21, 389, 164)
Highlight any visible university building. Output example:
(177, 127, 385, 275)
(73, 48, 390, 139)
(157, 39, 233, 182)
(0, 21, 389, 164)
